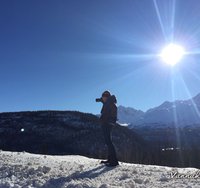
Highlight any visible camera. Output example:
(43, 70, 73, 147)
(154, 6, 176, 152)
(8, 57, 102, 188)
(96, 97, 103, 102)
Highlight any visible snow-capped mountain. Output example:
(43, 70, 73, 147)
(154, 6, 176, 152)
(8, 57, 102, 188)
(118, 93, 200, 127)
(117, 105, 144, 125)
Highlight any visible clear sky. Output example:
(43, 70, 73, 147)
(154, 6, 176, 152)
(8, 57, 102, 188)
(1, 0, 200, 114)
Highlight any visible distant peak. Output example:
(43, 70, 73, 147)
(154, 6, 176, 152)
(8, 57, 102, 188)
(118, 105, 144, 113)
(193, 93, 200, 100)
(159, 101, 172, 108)
(118, 105, 137, 111)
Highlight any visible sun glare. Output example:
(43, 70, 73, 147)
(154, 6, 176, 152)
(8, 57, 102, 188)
(160, 43, 185, 66)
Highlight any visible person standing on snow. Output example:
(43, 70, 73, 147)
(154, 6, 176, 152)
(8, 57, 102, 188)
(96, 90, 119, 167)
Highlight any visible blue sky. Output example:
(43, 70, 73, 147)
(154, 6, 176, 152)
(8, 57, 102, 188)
(1, 0, 200, 114)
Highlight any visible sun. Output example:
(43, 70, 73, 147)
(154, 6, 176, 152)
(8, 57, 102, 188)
(160, 43, 185, 66)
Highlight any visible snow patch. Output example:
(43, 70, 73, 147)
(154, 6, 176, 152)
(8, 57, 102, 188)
(0, 151, 199, 187)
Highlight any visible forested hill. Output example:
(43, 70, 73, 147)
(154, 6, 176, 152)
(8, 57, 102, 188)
(0, 110, 148, 164)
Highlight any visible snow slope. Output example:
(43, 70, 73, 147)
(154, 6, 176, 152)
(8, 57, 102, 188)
(0, 151, 200, 188)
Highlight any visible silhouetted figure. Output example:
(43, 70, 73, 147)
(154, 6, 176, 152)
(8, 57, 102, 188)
(96, 90, 119, 167)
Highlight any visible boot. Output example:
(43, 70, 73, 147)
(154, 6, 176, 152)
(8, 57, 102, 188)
(100, 159, 110, 164)
(105, 161, 119, 167)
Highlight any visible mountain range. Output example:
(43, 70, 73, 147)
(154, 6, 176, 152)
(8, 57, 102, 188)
(117, 93, 200, 128)
(1, 109, 200, 168)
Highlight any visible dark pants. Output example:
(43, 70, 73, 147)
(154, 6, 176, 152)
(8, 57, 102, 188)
(101, 122, 118, 163)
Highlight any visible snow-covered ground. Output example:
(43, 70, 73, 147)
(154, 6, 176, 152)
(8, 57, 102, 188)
(0, 150, 200, 188)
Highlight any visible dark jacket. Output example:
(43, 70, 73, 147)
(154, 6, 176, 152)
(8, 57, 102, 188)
(100, 95, 117, 124)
